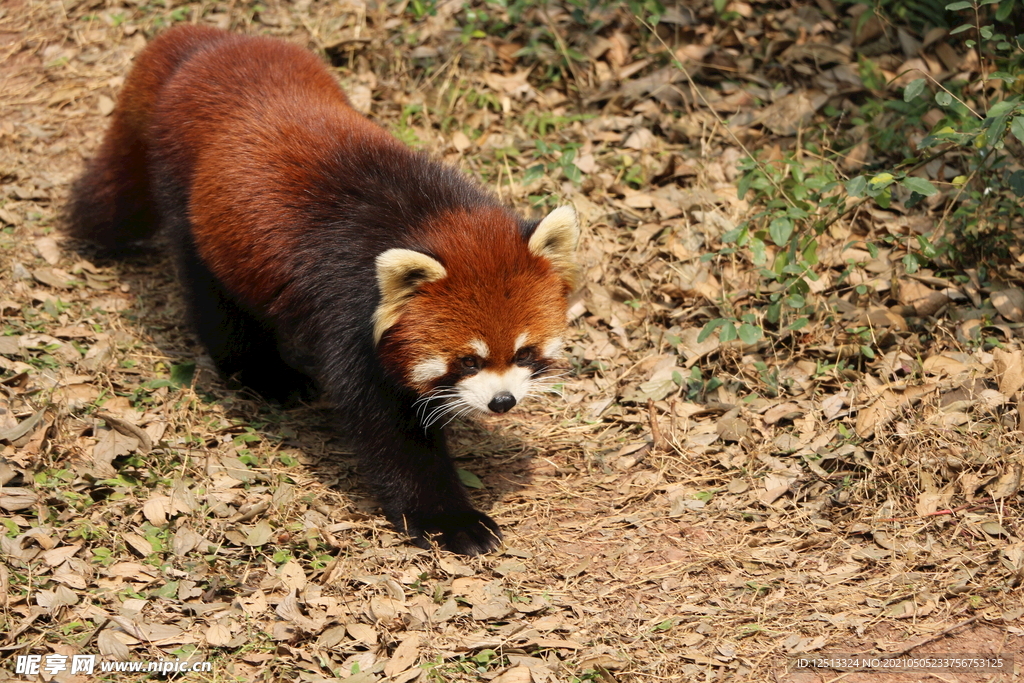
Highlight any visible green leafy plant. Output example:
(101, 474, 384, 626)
(406, 0, 438, 20)
(702, 0, 1023, 344)
(714, 153, 843, 339)
(523, 139, 583, 185)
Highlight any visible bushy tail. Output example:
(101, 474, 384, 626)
(66, 118, 157, 249)
(66, 25, 231, 250)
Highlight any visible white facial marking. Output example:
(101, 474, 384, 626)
(513, 332, 529, 353)
(469, 338, 489, 358)
(409, 356, 448, 385)
(542, 336, 563, 359)
(457, 366, 534, 412)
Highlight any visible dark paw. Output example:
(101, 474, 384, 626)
(403, 510, 503, 556)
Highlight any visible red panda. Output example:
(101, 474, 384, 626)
(66, 26, 579, 555)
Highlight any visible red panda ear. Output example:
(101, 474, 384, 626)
(374, 249, 447, 343)
(529, 205, 580, 289)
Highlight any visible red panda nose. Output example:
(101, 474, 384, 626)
(488, 392, 517, 414)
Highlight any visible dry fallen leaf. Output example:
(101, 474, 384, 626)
(347, 622, 377, 646)
(993, 347, 1024, 396)
(856, 383, 937, 438)
(34, 236, 61, 265)
(492, 667, 533, 683)
(384, 634, 421, 677)
(205, 623, 232, 647)
(992, 288, 1024, 322)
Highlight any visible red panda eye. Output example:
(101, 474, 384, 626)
(515, 347, 535, 364)
(460, 356, 479, 370)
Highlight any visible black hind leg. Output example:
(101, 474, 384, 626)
(173, 232, 316, 403)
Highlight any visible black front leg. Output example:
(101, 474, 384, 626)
(352, 397, 502, 555)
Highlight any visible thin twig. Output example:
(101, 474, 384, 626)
(647, 398, 667, 451)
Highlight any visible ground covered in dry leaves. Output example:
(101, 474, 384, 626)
(2, 0, 1023, 681)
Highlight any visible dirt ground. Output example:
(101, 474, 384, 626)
(1, 0, 1022, 681)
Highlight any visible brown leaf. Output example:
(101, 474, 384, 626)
(143, 495, 169, 526)
(760, 474, 794, 504)
(278, 559, 307, 591)
(346, 622, 377, 645)
(716, 416, 751, 442)
(97, 94, 116, 116)
(606, 30, 630, 69)
(434, 598, 459, 623)
(41, 544, 81, 567)
(992, 288, 1024, 322)
(316, 624, 348, 648)
(275, 589, 320, 631)
(205, 623, 233, 647)
(97, 629, 132, 659)
(244, 520, 274, 546)
(993, 348, 1024, 396)
(451, 130, 472, 153)
(52, 569, 87, 589)
(492, 667, 533, 683)
(384, 634, 421, 678)
(81, 339, 113, 372)
(438, 556, 475, 576)
(897, 279, 949, 316)
(473, 598, 515, 621)
(523, 637, 584, 650)
(762, 402, 803, 425)
(32, 267, 75, 289)
(54, 383, 102, 411)
(34, 236, 61, 265)
(0, 335, 20, 357)
(922, 353, 971, 378)
(622, 191, 654, 208)
(96, 412, 152, 454)
(238, 590, 268, 617)
(754, 90, 829, 136)
(123, 532, 155, 557)
(622, 128, 657, 151)
(1, 406, 45, 443)
(36, 585, 79, 610)
(172, 527, 203, 556)
(347, 84, 372, 114)
(106, 562, 154, 580)
(482, 69, 535, 98)
(0, 564, 8, 607)
(369, 595, 405, 621)
(0, 487, 39, 511)
(92, 427, 138, 477)
(915, 491, 951, 517)
(855, 383, 937, 438)
(986, 464, 1022, 500)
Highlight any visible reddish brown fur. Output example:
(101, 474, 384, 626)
(147, 29, 402, 312)
(66, 27, 235, 245)
(378, 206, 568, 390)
(66, 26, 575, 555)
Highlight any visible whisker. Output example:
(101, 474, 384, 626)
(423, 396, 469, 430)
(531, 376, 566, 386)
(417, 389, 462, 405)
(440, 403, 477, 429)
(414, 389, 460, 406)
(414, 386, 462, 422)
(423, 404, 451, 429)
(415, 394, 460, 417)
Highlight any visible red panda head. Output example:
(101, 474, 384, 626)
(374, 205, 579, 424)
